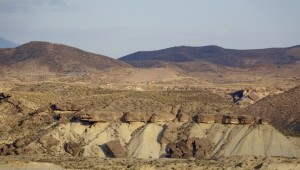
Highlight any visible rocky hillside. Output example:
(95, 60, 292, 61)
(119, 45, 300, 69)
(0, 83, 299, 160)
(0, 41, 130, 73)
(241, 85, 300, 136)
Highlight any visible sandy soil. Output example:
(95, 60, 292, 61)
(0, 155, 299, 170)
(123, 68, 183, 83)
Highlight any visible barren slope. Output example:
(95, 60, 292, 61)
(0, 41, 130, 73)
(241, 85, 300, 136)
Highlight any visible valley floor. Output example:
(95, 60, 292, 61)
(0, 155, 299, 170)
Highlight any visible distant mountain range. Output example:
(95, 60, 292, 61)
(2, 41, 300, 76)
(0, 36, 19, 48)
(119, 45, 300, 69)
(0, 41, 130, 73)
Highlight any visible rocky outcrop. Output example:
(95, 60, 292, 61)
(238, 115, 255, 124)
(50, 103, 81, 111)
(195, 114, 268, 125)
(187, 137, 212, 159)
(78, 110, 123, 122)
(248, 93, 260, 102)
(39, 136, 59, 152)
(230, 88, 284, 107)
(124, 112, 147, 122)
(222, 115, 239, 124)
(65, 141, 81, 156)
(13, 136, 35, 148)
(149, 113, 176, 123)
(161, 123, 181, 144)
(105, 140, 127, 158)
(196, 114, 215, 123)
(168, 137, 212, 159)
(178, 112, 191, 122)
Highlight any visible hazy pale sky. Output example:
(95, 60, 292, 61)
(1, 0, 300, 58)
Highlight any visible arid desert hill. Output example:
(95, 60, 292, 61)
(120, 45, 300, 68)
(0, 41, 130, 73)
(0, 42, 300, 169)
(1, 42, 299, 90)
(119, 45, 300, 88)
(0, 83, 299, 163)
(241, 85, 300, 136)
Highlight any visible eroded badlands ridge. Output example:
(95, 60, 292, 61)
(0, 87, 299, 159)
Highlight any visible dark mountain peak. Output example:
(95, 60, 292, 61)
(120, 45, 300, 68)
(159, 45, 224, 52)
(289, 45, 300, 49)
(120, 45, 226, 63)
(201, 45, 223, 49)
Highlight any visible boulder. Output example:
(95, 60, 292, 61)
(169, 144, 182, 158)
(149, 113, 176, 123)
(255, 117, 270, 125)
(238, 115, 255, 124)
(124, 112, 147, 122)
(193, 138, 212, 159)
(105, 140, 127, 158)
(248, 93, 260, 101)
(186, 137, 212, 158)
(214, 114, 224, 123)
(39, 136, 59, 151)
(196, 114, 215, 123)
(220, 115, 240, 124)
(161, 123, 181, 144)
(222, 115, 232, 124)
(56, 114, 70, 124)
(230, 115, 240, 124)
(169, 137, 212, 159)
(178, 113, 191, 122)
(65, 141, 81, 156)
(51, 103, 81, 111)
(176, 141, 192, 157)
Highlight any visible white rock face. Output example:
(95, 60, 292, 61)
(208, 124, 300, 158)
(128, 123, 164, 158)
(28, 121, 300, 159)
